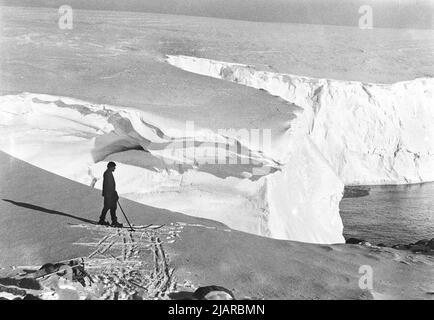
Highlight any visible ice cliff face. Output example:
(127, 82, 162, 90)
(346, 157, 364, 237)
(167, 55, 434, 185)
(0, 93, 344, 244)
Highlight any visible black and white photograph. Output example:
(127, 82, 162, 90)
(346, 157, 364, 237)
(0, 0, 433, 304)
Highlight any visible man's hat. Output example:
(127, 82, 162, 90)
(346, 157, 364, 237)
(107, 161, 116, 168)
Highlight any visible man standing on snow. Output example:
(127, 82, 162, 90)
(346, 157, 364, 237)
(99, 161, 122, 227)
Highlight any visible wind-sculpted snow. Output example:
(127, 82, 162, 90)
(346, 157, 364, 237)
(167, 55, 434, 185)
(0, 93, 345, 244)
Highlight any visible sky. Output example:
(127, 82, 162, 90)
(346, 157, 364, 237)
(0, 0, 433, 29)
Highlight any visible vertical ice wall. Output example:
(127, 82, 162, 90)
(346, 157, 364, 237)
(265, 135, 344, 243)
(0, 92, 345, 244)
(166, 55, 347, 243)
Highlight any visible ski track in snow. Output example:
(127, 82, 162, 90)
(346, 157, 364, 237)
(70, 222, 184, 299)
(0, 222, 195, 300)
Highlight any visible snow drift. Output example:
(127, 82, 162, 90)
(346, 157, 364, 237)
(167, 55, 434, 185)
(0, 93, 344, 244)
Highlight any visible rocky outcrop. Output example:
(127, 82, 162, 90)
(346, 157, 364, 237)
(346, 237, 434, 255)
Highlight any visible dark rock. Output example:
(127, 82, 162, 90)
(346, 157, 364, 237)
(409, 244, 428, 253)
(392, 244, 410, 250)
(390, 238, 434, 254)
(415, 239, 430, 246)
(343, 186, 370, 199)
(346, 238, 365, 244)
(34, 263, 58, 278)
(0, 277, 41, 290)
(193, 286, 235, 300)
(377, 243, 386, 247)
(23, 294, 41, 300)
(428, 238, 434, 250)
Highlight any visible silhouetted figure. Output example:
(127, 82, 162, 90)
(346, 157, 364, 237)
(99, 162, 122, 227)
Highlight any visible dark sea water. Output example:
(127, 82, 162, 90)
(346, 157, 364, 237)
(340, 183, 434, 246)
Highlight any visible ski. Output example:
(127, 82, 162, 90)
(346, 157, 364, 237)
(68, 223, 165, 230)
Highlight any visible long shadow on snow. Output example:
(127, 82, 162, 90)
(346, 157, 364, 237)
(2, 199, 98, 225)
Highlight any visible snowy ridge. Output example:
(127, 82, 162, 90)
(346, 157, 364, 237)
(166, 55, 434, 185)
(0, 93, 345, 244)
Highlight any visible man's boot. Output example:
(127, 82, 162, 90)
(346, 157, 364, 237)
(111, 221, 123, 228)
(98, 219, 110, 226)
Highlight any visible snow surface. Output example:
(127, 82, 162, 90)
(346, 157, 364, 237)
(1, 7, 433, 246)
(167, 55, 434, 185)
(1, 150, 433, 300)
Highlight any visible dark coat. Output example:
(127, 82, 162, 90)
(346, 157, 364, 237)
(102, 169, 118, 206)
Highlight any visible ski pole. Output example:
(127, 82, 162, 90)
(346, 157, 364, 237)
(117, 200, 135, 232)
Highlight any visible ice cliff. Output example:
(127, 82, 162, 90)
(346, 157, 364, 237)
(166, 55, 434, 185)
(0, 93, 344, 244)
